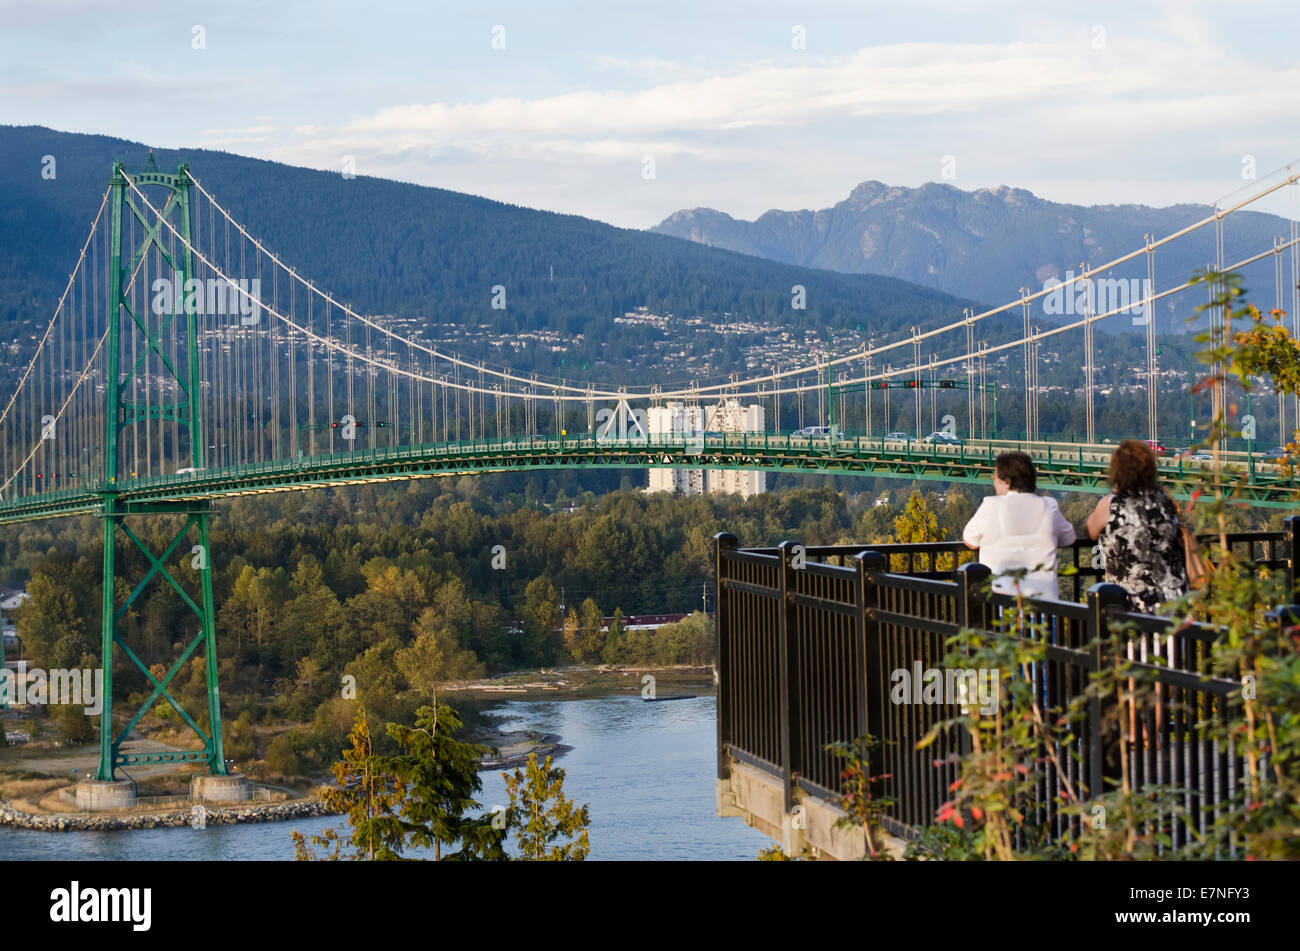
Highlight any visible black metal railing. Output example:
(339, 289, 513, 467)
(749, 525, 1297, 603)
(714, 517, 1300, 850)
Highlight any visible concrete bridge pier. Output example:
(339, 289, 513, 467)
(191, 774, 249, 803)
(75, 779, 136, 811)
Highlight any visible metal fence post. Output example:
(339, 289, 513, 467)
(954, 563, 992, 763)
(713, 532, 738, 782)
(857, 550, 886, 780)
(1086, 582, 1129, 799)
(1285, 515, 1300, 600)
(955, 562, 992, 630)
(777, 539, 800, 811)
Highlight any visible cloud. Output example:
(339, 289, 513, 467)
(316, 30, 1291, 154)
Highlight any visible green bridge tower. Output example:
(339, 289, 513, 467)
(91, 157, 229, 796)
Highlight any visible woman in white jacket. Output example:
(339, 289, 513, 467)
(962, 451, 1076, 601)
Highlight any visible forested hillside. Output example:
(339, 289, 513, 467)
(0, 125, 977, 378)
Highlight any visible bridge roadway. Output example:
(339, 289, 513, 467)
(0, 432, 1294, 527)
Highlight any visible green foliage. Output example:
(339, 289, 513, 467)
(522, 576, 561, 666)
(50, 702, 97, 745)
(298, 706, 405, 861)
(600, 608, 626, 665)
(503, 753, 591, 860)
(825, 736, 895, 860)
(394, 607, 486, 692)
(385, 702, 507, 861)
(756, 845, 793, 861)
(1174, 270, 1300, 860)
(13, 570, 91, 669)
(0, 128, 972, 387)
(893, 489, 940, 544)
(224, 710, 256, 763)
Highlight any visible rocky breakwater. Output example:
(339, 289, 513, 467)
(0, 797, 339, 832)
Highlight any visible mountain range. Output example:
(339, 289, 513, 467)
(652, 180, 1292, 312)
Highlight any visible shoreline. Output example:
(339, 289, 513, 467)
(0, 666, 715, 833)
(477, 728, 571, 771)
(0, 796, 336, 832)
(466, 664, 715, 770)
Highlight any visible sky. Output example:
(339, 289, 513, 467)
(2, 0, 1298, 228)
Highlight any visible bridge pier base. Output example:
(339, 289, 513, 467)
(75, 779, 137, 811)
(190, 774, 249, 804)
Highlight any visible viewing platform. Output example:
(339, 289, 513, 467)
(712, 521, 1300, 860)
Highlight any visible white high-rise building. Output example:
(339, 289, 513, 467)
(646, 400, 766, 499)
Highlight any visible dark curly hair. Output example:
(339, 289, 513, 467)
(995, 451, 1037, 492)
(1108, 439, 1159, 494)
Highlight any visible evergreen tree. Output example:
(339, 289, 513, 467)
(522, 576, 560, 665)
(577, 598, 604, 662)
(295, 706, 405, 860)
(503, 753, 591, 861)
(601, 608, 626, 665)
(891, 489, 942, 571)
(893, 489, 941, 544)
(385, 702, 507, 861)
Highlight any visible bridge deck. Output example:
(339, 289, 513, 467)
(1, 434, 1293, 526)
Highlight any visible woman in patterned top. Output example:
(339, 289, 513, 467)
(1084, 439, 1188, 612)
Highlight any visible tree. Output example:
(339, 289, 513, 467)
(234, 564, 288, 650)
(385, 702, 507, 861)
(225, 709, 256, 762)
(348, 563, 428, 649)
(503, 753, 591, 860)
(14, 572, 87, 669)
(279, 557, 346, 670)
(521, 576, 560, 665)
(394, 607, 486, 692)
(266, 733, 302, 778)
(601, 608, 626, 665)
(892, 489, 941, 571)
(652, 611, 715, 665)
(294, 706, 405, 860)
(560, 607, 581, 663)
(50, 700, 96, 745)
(576, 598, 604, 662)
(893, 489, 940, 543)
(938, 484, 976, 541)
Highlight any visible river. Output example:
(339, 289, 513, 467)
(0, 694, 772, 861)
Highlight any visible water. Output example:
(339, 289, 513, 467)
(0, 694, 771, 861)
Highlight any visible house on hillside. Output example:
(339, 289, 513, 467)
(0, 585, 30, 615)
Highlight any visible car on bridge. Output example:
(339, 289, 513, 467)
(792, 426, 831, 438)
(1261, 447, 1290, 460)
(923, 432, 962, 446)
(1143, 439, 1172, 456)
(882, 431, 912, 445)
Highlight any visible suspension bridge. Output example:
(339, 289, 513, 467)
(2, 154, 1300, 801)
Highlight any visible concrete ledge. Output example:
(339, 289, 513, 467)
(190, 774, 249, 803)
(74, 779, 137, 811)
(717, 761, 907, 861)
